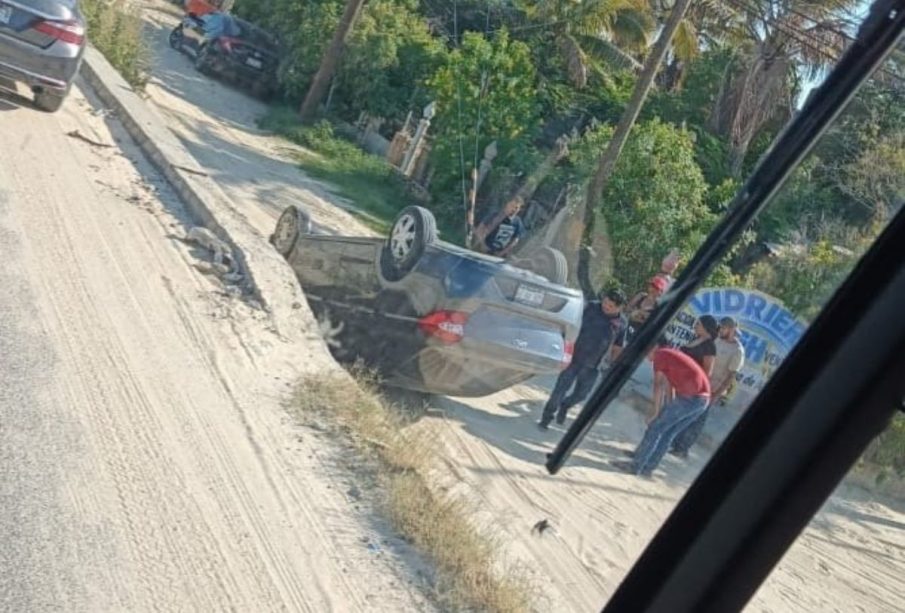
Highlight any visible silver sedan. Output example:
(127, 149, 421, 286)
(0, 0, 86, 111)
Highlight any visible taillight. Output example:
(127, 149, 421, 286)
(561, 340, 574, 369)
(33, 20, 85, 46)
(218, 37, 239, 52)
(418, 311, 468, 344)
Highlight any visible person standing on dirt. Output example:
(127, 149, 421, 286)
(612, 346, 710, 477)
(538, 289, 627, 430)
(474, 196, 525, 257)
(680, 315, 719, 377)
(670, 316, 746, 458)
(610, 276, 668, 360)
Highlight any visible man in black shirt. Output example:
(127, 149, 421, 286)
(474, 196, 525, 257)
(539, 289, 627, 429)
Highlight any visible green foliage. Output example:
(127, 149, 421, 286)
(81, 0, 148, 89)
(864, 414, 905, 478)
(743, 238, 858, 320)
(259, 109, 417, 232)
(336, 0, 447, 122)
(427, 29, 541, 231)
(568, 119, 712, 289)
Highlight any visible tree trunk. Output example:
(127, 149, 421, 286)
(576, 0, 694, 297)
(298, 0, 367, 123)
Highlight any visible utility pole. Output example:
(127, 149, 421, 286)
(298, 0, 367, 123)
(576, 0, 693, 296)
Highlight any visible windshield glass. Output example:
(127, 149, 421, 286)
(1, 0, 901, 611)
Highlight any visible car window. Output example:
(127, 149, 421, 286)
(234, 19, 276, 51)
(6, 0, 899, 611)
(243, 0, 900, 605)
(744, 414, 905, 612)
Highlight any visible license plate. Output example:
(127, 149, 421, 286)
(245, 57, 262, 69)
(0, 5, 12, 25)
(514, 284, 545, 306)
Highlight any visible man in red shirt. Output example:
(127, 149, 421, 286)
(613, 347, 711, 477)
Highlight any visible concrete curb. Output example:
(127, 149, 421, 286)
(80, 46, 309, 342)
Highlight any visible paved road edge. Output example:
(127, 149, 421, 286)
(80, 46, 311, 343)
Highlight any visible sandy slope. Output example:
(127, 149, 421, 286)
(425, 380, 905, 612)
(0, 83, 431, 611)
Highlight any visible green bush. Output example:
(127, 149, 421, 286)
(81, 0, 148, 89)
(427, 29, 541, 233)
(567, 119, 713, 290)
(865, 414, 905, 478)
(336, 0, 446, 122)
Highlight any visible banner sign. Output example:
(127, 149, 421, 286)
(664, 287, 808, 407)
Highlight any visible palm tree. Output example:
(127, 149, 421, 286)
(516, 0, 655, 88)
(656, 0, 746, 90)
(574, 0, 695, 295)
(709, 0, 858, 175)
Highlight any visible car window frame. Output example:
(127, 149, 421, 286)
(585, 1, 905, 610)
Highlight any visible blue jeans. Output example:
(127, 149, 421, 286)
(672, 410, 709, 454)
(632, 395, 708, 475)
(541, 362, 599, 424)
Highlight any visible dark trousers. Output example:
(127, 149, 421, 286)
(672, 409, 709, 454)
(541, 362, 599, 424)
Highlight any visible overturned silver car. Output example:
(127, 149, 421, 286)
(271, 205, 584, 397)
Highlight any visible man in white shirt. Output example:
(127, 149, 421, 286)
(670, 316, 745, 458)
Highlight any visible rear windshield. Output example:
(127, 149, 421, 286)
(232, 18, 277, 52)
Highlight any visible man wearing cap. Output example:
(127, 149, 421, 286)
(671, 316, 746, 457)
(538, 289, 627, 430)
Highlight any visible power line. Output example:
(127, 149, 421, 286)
(452, 0, 470, 227)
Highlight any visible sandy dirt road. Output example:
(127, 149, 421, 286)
(0, 82, 431, 611)
(139, 1, 372, 239)
(424, 381, 905, 612)
(130, 2, 904, 611)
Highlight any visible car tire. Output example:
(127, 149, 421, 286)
(380, 206, 437, 281)
(195, 45, 212, 74)
(537, 246, 569, 285)
(270, 205, 312, 257)
(168, 26, 183, 50)
(34, 90, 65, 113)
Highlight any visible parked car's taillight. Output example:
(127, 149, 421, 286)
(418, 311, 468, 344)
(33, 20, 85, 46)
(561, 340, 574, 369)
(218, 37, 240, 52)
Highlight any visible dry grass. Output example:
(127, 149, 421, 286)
(291, 370, 531, 613)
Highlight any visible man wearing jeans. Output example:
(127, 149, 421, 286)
(671, 316, 746, 458)
(538, 289, 627, 429)
(613, 347, 710, 477)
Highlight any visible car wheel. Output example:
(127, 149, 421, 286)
(34, 90, 65, 113)
(168, 26, 183, 50)
(537, 246, 569, 285)
(269, 205, 312, 256)
(380, 206, 437, 281)
(195, 45, 212, 74)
